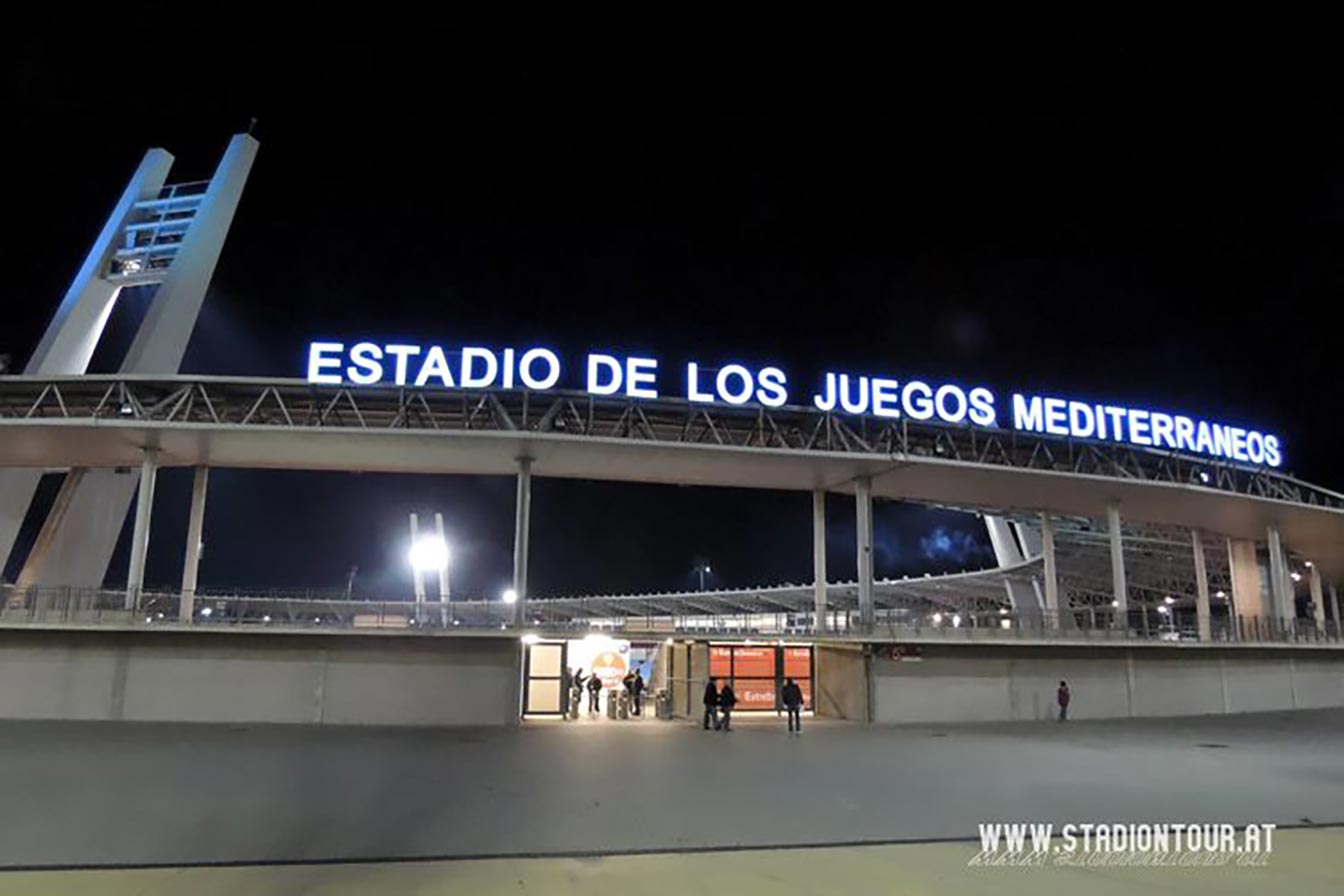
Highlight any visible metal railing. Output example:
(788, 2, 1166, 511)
(0, 375, 1335, 510)
(2, 586, 1339, 646)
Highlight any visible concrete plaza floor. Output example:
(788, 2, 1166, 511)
(0, 710, 1341, 875)
(3, 829, 1343, 896)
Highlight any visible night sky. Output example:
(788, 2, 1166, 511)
(5, 25, 1341, 599)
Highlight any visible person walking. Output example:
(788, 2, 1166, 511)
(1057, 680, 1070, 722)
(718, 682, 737, 731)
(588, 672, 603, 714)
(632, 669, 646, 716)
(781, 677, 804, 734)
(703, 677, 720, 730)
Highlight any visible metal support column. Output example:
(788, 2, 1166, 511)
(1331, 584, 1342, 637)
(1267, 525, 1289, 623)
(512, 457, 533, 628)
(1040, 513, 1059, 625)
(1192, 529, 1211, 641)
(1107, 504, 1128, 618)
(179, 467, 209, 623)
(124, 449, 158, 610)
(812, 489, 827, 632)
(855, 477, 874, 629)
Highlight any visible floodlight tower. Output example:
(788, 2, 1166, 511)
(408, 512, 451, 624)
(0, 134, 258, 596)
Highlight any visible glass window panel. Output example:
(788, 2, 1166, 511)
(529, 644, 563, 677)
(709, 647, 732, 677)
(732, 646, 775, 678)
(527, 679, 561, 712)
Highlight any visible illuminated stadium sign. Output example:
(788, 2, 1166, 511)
(305, 342, 1283, 468)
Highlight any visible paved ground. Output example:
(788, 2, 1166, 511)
(0, 710, 1341, 872)
(3, 829, 1343, 896)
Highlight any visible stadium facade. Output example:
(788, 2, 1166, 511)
(1, 134, 1342, 728)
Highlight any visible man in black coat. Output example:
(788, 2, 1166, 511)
(587, 672, 603, 713)
(782, 677, 804, 734)
(703, 678, 719, 730)
(718, 682, 737, 731)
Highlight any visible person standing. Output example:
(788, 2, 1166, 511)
(718, 682, 737, 731)
(570, 668, 585, 719)
(1057, 680, 1071, 722)
(703, 677, 720, 730)
(633, 669, 646, 716)
(781, 677, 804, 734)
(588, 672, 603, 714)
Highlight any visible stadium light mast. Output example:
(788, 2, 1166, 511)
(408, 512, 450, 624)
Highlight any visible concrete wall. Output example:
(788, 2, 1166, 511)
(873, 645, 1344, 724)
(815, 644, 868, 721)
(0, 629, 520, 727)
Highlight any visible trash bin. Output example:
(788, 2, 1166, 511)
(655, 689, 673, 720)
(606, 689, 619, 719)
(617, 691, 630, 720)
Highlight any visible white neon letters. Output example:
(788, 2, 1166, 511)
(304, 342, 1282, 467)
(1011, 394, 1282, 467)
(810, 374, 997, 428)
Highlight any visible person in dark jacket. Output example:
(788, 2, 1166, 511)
(1057, 680, 1070, 722)
(632, 670, 646, 716)
(587, 672, 603, 713)
(781, 677, 804, 734)
(703, 678, 719, 730)
(718, 683, 737, 731)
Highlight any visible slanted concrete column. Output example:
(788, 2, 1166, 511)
(179, 467, 209, 622)
(1309, 565, 1326, 631)
(1040, 513, 1059, 624)
(409, 512, 426, 619)
(1331, 584, 1343, 636)
(1266, 525, 1290, 624)
(1192, 529, 1211, 641)
(1107, 504, 1128, 618)
(812, 490, 827, 632)
(855, 477, 874, 629)
(124, 450, 158, 610)
(512, 457, 533, 628)
(1227, 538, 1264, 635)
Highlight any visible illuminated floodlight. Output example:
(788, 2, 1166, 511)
(1000, 619, 1012, 630)
(200, 607, 213, 618)
(1164, 596, 1175, 605)
(998, 607, 1009, 615)
(932, 612, 944, 625)
(1111, 599, 1119, 608)
(1157, 605, 1170, 615)
(408, 535, 449, 573)
(951, 614, 962, 628)
(1215, 590, 1226, 599)
(1290, 571, 1302, 582)
(502, 588, 518, 604)
(1305, 560, 1314, 568)
(521, 633, 542, 645)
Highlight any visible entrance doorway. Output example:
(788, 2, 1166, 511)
(710, 643, 814, 712)
(522, 640, 568, 716)
(522, 636, 663, 721)
(666, 642, 816, 717)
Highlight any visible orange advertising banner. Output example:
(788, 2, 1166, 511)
(734, 680, 777, 710)
(731, 647, 775, 678)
